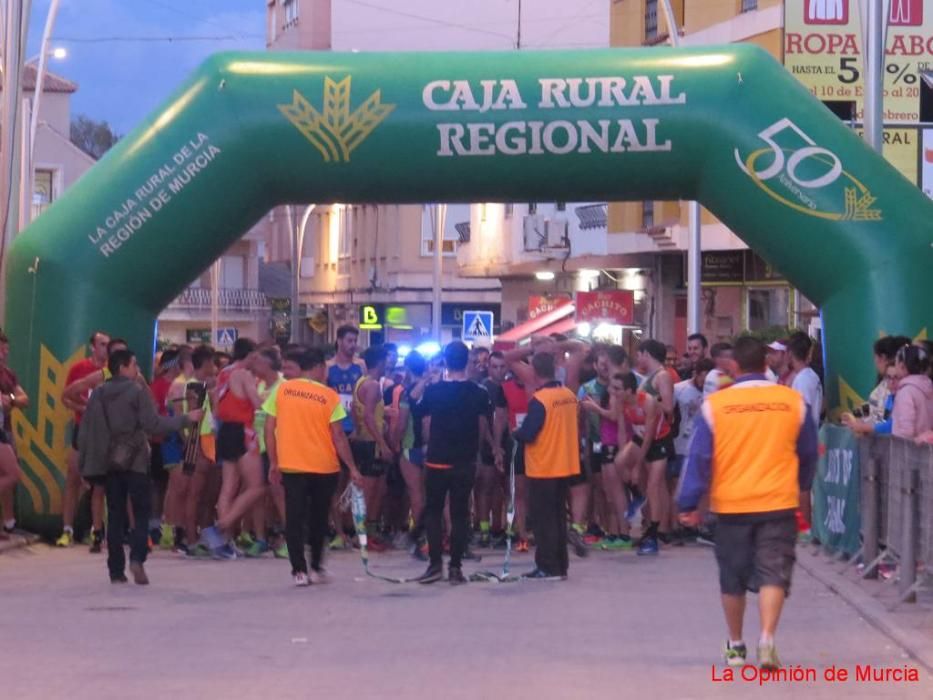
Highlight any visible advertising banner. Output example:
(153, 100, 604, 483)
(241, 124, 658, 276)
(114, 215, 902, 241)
(528, 294, 571, 320)
(785, 0, 932, 124)
(575, 290, 635, 325)
(812, 424, 862, 556)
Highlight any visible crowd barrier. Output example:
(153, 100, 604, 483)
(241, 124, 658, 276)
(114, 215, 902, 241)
(814, 426, 933, 604)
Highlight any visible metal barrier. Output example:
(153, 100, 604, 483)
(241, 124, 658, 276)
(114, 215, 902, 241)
(858, 435, 933, 604)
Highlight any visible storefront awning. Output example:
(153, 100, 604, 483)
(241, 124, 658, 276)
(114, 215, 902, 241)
(494, 303, 576, 349)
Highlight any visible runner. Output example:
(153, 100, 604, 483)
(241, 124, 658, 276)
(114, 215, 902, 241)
(180, 345, 218, 556)
(0, 331, 26, 537)
(787, 332, 823, 539)
(393, 351, 429, 559)
(703, 343, 736, 397)
(495, 365, 531, 552)
(414, 341, 491, 585)
(766, 340, 792, 385)
(672, 358, 714, 542)
(57, 331, 111, 550)
(678, 336, 818, 670)
(474, 348, 506, 548)
(325, 324, 364, 549)
(264, 346, 363, 587)
(351, 345, 393, 551)
(247, 346, 287, 558)
(634, 339, 676, 552)
(150, 349, 184, 548)
(201, 338, 264, 559)
(579, 350, 634, 552)
(686, 333, 709, 370)
(513, 352, 580, 581)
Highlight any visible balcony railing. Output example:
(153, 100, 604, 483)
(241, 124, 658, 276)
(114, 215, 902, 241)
(167, 287, 268, 312)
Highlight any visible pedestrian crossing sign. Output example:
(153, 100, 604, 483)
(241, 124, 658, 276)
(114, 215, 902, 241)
(462, 310, 494, 342)
(216, 327, 239, 347)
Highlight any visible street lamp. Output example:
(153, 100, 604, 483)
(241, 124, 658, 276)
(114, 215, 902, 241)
(26, 45, 67, 211)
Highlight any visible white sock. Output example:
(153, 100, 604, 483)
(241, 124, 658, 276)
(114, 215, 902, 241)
(760, 633, 774, 646)
(63, 525, 74, 534)
(729, 640, 744, 648)
(3, 518, 14, 529)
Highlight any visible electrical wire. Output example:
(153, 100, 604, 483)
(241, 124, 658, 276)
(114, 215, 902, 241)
(53, 34, 264, 43)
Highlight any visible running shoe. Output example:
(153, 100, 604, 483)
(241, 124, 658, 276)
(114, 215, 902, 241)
(211, 543, 238, 561)
(585, 524, 606, 539)
(294, 572, 310, 587)
(367, 535, 388, 553)
(329, 534, 346, 550)
(173, 543, 190, 557)
(583, 534, 603, 546)
(568, 527, 588, 558)
(200, 525, 226, 550)
(601, 535, 633, 551)
(55, 531, 74, 548)
(309, 567, 332, 585)
(159, 524, 174, 550)
(187, 543, 212, 558)
(515, 538, 530, 553)
(696, 528, 716, 547)
(110, 574, 129, 584)
(521, 568, 565, 581)
(414, 564, 443, 584)
(273, 543, 289, 559)
(797, 529, 813, 545)
(245, 540, 271, 558)
(448, 566, 467, 585)
(757, 641, 781, 671)
(236, 532, 255, 549)
(409, 541, 428, 562)
(724, 641, 747, 668)
(636, 537, 659, 556)
(89, 531, 103, 554)
(625, 494, 646, 522)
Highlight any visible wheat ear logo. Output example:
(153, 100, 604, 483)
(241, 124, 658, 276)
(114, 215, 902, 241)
(278, 76, 395, 163)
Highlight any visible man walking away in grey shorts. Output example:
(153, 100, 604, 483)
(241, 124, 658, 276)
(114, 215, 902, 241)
(677, 337, 817, 671)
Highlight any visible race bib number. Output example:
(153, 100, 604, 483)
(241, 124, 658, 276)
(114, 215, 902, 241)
(339, 393, 353, 413)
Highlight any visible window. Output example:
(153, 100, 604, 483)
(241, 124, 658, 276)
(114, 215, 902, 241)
(528, 202, 537, 214)
(284, 0, 299, 28)
(747, 287, 790, 331)
(338, 206, 350, 259)
(642, 200, 654, 228)
(420, 206, 458, 257)
(266, 0, 277, 43)
(556, 201, 566, 212)
(221, 255, 245, 289)
(32, 169, 54, 220)
(645, 0, 658, 41)
(740, 0, 758, 12)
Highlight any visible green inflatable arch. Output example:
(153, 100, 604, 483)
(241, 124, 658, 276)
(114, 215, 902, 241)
(5, 46, 932, 527)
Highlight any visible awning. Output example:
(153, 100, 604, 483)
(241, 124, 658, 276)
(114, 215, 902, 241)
(494, 303, 576, 349)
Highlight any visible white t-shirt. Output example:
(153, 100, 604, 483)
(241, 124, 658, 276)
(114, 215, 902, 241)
(673, 379, 703, 456)
(703, 369, 725, 398)
(792, 366, 823, 431)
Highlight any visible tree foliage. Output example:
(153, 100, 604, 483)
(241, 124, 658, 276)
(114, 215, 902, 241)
(69, 115, 120, 159)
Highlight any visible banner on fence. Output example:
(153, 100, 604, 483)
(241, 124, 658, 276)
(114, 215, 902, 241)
(813, 425, 862, 555)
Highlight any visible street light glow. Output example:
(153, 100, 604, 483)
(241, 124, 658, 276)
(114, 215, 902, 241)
(51, 47, 67, 60)
(535, 271, 555, 281)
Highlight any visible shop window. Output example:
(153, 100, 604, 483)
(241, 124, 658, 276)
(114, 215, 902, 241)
(747, 287, 790, 331)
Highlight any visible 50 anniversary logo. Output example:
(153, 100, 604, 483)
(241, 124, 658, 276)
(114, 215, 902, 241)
(734, 117, 882, 221)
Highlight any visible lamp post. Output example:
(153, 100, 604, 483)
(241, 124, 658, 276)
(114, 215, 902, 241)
(291, 203, 315, 342)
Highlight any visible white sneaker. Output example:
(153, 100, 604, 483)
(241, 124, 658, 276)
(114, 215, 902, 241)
(293, 572, 310, 587)
(309, 567, 332, 584)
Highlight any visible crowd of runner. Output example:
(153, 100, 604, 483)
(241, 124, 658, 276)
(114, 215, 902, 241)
(0, 325, 929, 581)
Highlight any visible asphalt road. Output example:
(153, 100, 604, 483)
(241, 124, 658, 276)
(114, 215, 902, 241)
(1, 542, 930, 699)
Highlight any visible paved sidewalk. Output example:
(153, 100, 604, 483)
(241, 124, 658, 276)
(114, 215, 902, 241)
(1, 543, 931, 699)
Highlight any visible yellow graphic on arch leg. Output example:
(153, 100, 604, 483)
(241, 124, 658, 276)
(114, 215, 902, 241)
(11, 345, 83, 515)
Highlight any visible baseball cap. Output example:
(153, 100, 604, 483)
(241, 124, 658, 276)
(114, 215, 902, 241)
(767, 340, 787, 352)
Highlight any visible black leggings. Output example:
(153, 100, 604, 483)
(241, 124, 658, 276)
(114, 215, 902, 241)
(425, 465, 475, 569)
(282, 472, 338, 575)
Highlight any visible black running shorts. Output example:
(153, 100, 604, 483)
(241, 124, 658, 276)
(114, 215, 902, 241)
(714, 513, 797, 597)
(216, 422, 247, 462)
(351, 440, 388, 478)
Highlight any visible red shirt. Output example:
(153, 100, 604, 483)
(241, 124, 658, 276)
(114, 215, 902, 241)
(0, 365, 19, 432)
(500, 379, 530, 431)
(150, 375, 172, 416)
(66, 358, 103, 424)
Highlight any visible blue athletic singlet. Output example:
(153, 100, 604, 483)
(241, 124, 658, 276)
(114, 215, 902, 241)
(327, 362, 363, 433)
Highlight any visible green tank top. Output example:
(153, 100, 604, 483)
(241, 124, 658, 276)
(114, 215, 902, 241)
(352, 375, 384, 442)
